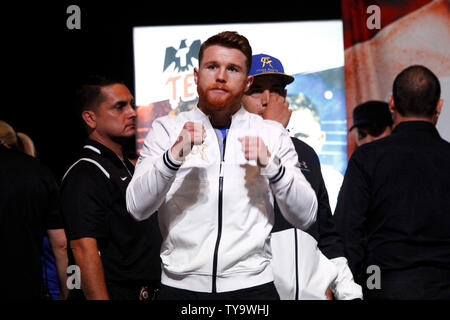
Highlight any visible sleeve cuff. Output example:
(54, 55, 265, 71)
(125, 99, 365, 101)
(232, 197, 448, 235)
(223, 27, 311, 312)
(260, 157, 285, 184)
(163, 149, 182, 171)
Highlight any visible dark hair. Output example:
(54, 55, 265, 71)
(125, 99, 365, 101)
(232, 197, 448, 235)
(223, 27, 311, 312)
(393, 65, 441, 117)
(198, 31, 252, 73)
(75, 75, 123, 113)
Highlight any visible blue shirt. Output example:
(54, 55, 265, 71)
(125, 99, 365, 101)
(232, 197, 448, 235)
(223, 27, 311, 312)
(214, 125, 229, 157)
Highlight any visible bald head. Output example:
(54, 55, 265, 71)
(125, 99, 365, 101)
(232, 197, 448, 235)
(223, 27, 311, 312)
(393, 65, 441, 118)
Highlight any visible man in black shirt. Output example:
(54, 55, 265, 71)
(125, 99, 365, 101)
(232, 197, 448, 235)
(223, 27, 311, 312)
(61, 76, 161, 300)
(335, 65, 450, 299)
(0, 136, 65, 299)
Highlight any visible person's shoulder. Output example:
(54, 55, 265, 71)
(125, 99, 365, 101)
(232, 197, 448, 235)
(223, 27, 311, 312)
(151, 110, 192, 131)
(152, 113, 176, 127)
(349, 136, 394, 168)
(1, 147, 51, 174)
(236, 110, 285, 136)
(291, 136, 321, 164)
(1, 146, 35, 164)
(437, 135, 450, 149)
(348, 142, 373, 166)
(290, 137, 318, 157)
(356, 134, 391, 153)
(427, 134, 450, 159)
(249, 114, 286, 137)
(1, 148, 58, 193)
(261, 118, 285, 131)
(289, 138, 325, 180)
(62, 155, 111, 185)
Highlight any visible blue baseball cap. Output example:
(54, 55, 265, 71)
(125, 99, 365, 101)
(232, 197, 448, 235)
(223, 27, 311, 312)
(249, 54, 294, 85)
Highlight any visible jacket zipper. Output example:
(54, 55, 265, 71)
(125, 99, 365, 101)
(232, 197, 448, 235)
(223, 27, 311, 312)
(294, 228, 299, 299)
(212, 135, 226, 293)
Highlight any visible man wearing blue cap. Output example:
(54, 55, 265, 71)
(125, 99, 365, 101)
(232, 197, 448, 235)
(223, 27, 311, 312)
(242, 53, 362, 300)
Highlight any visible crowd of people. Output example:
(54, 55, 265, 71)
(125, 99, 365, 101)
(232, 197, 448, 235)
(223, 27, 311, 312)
(1, 31, 449, 300)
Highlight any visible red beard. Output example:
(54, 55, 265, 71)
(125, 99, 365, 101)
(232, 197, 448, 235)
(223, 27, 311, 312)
(198, 84, 240, 111)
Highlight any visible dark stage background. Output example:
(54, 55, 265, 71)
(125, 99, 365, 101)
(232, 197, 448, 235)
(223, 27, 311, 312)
(3, 1, 341, 180)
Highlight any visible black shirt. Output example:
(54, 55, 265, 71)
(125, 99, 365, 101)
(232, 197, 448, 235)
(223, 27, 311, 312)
(0, 146, 62, 299)
(61, 140, 161, 287)
(272, 137, 344, 258)
(334, 121, 450, 286)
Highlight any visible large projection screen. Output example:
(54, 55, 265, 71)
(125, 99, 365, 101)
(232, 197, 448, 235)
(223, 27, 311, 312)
(133, 21, 346, 211)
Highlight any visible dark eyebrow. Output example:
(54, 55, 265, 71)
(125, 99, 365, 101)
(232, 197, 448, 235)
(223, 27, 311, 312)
(115, 95, 134, 106)
(203, 60, 218, 66)
(228, 63, 243, 71)
(114, 100, 128, 108)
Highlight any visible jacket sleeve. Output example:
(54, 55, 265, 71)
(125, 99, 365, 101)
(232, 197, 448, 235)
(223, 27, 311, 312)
(296, 139, 345, 259)
(260, 124, 317, 230)
(330, 257, 363, 300)
(126, 118, 181, 221)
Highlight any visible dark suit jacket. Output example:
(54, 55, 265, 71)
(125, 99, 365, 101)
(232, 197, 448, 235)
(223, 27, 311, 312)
(334, 121, 450, 299)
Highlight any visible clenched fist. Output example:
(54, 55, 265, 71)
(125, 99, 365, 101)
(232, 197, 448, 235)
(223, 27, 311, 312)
(262, 94, 292, 128)
(238, 136, 271, 168)
(170, 122, 206, 162)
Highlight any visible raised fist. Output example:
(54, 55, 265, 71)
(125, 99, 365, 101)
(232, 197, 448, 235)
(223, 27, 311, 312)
(238, 136, 271, 168)
(170, 122, 206, 161)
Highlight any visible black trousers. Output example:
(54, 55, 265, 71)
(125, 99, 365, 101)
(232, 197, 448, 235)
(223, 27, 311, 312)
(363, 266, 450, 300)
(156, 282, 280, 300)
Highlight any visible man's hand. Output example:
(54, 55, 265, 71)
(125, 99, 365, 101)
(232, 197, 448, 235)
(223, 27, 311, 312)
(170, 122, 206, 162)
(238, 136, 271, 168)
(262, 94, 292, 128)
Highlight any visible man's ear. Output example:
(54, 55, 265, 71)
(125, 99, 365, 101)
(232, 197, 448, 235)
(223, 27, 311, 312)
(82, 110, 97, 129)
(388, 94, 396, 114)
(433, 98, 443, 124)
(193, 67, 199, 85)
(245, 75, 254, 92)
(435, 98, 443, 117)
